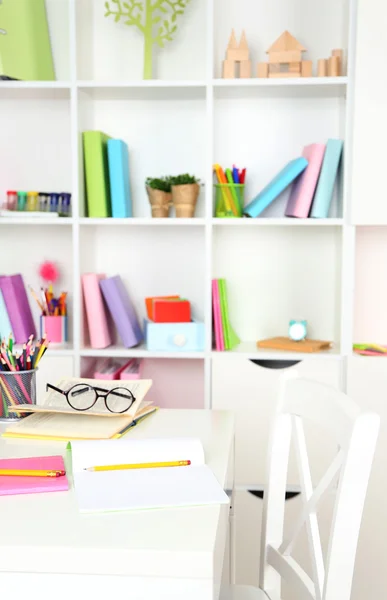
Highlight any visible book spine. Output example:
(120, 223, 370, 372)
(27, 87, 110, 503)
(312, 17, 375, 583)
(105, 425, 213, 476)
(0, 275, 36, 343)
(100, 277, 143, 348)
(83, 131, 112, 218)
(310, 139, 344, 218)
(285, 144, 326, 218)
(212, 280, 224, 351)
(82, 274, 112, 349)
(107, 139, 132, 218)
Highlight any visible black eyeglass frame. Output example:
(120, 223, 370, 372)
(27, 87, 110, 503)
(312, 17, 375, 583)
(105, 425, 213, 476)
(46, 383, 135, 414)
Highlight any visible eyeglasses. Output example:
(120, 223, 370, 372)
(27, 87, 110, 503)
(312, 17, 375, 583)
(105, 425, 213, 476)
(46, 383, 135, 414)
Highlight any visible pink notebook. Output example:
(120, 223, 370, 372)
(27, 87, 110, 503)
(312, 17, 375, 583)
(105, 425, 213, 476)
(0, 455, 68, 496)
(212, 279, 224, 351)
(82, 273, 112, 349)
(285, 144, 326, 218)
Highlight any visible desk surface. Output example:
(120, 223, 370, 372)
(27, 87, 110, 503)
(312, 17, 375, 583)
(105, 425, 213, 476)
(0, 409, 233, 581)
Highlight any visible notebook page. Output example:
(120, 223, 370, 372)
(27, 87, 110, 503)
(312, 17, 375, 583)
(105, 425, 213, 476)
(5, 412, 134, 439)
(70, 437, 205, 472)
(74, 465, 229, 513)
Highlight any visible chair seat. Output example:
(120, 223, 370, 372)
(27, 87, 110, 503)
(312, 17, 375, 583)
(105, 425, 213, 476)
(220, 584, 268, 600)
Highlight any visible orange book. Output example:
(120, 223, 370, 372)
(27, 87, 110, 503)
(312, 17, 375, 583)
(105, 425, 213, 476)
(145, 296, 179, 320)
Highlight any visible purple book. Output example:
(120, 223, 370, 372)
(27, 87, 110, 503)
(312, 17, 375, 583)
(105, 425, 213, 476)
(99, 275, 143, 348)
(0, 274, 36, 343)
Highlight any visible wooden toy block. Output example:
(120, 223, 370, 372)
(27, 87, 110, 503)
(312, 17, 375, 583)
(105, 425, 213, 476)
(269, 63, 281, 74)
(239, 60, 252, 78)
(328, 55, 340, 77)
(317, 58, 328, 77)
(223, 59, 236, 79)
(257, 62, 269, 78)
(267, 30, 306, 54)
(289, 62, 301, 73)
(332, 49, 343, 75)
(269, 50, 302, 64)
(301, 60, 312, 77)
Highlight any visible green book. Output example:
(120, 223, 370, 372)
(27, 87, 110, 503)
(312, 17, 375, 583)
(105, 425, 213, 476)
(0, 0, 55, 81)
(218, 279, 240, 350)
(83, 131, 112, 218)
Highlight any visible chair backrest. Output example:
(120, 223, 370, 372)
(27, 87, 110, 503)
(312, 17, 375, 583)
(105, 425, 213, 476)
(259, 373, 379, 600)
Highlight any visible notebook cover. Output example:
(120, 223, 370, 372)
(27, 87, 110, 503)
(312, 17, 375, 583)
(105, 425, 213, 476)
(83, 131, 112, 218)
(99, 276, 143, 348)
(285, 144, 326, 218)
(145, 296, 180, 320)
(0, 288, 13, 339)
(0, 455, 68, 496)
(152, 299, 191, 323)
(212, 279, 224, 351)
(310, 139, 344, 218)
(82, 273, 112, 349)
(0, 275, 36, 343)
(244, 158, 308, 218)
(107, 139, 132, 218)
(0, 0, 55, 81)
(257, 337, 332, 353)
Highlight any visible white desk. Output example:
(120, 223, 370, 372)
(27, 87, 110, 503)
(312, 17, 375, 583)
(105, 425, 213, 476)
(0, 409, 234, 600)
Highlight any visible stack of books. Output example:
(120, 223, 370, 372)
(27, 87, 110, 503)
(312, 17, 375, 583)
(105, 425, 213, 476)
(83, 131, 132, 218)
(212, 279, 240, 351)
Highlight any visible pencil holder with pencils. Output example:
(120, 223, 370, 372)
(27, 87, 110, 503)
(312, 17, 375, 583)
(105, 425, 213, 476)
(214, 183, 245, 218)
(40, 316, 68, 344)
(0, 369, 37, 422)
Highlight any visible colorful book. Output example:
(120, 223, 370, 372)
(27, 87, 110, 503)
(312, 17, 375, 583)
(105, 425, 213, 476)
(107, 139, 132, 218)
(243, 158, 308, 218)
(212, 279, 224, 351)
(99, 276, 143, 348)
(310, 139, 344, 218)
(0, 455, 68, 497)
(82, 274, 112, 349)
(0, 274, 36, 343)
(0, 289, 13, 340)
(83, 131, 112, 218)
(218, 279, 240, 350)
(152, 298, 191, 323)
(0, 0, 55, 81)
(285, 144, 326, 218)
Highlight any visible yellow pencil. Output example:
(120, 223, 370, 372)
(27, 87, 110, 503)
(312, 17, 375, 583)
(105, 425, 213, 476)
(85, 460, 191, 472)
(0, 469, 66, 478)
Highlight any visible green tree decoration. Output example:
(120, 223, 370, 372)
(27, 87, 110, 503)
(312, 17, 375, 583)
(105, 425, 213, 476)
(104, 0, 191, 80)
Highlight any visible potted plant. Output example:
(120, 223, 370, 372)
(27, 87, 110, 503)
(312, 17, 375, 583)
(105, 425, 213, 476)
(145, 176, 172, 218)
(170, 174, 200, 218)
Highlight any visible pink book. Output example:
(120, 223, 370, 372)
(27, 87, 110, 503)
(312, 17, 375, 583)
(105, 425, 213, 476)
(285, 144, 326, 218)
(212, 279, 224, 351)
(82, 273, 112, 349)
(0, 455, 68, 496)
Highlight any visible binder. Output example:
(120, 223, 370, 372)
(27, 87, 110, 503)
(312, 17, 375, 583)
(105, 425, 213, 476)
(0, 288, 13, 340)
(310, 139, 344, 218)
(83, 131, 112, 218)
(0, 274, 36, 343)
(107, 139, 132, 218)
(82, 274, 112, 349)
(285, 144, 326, 218)
(0, 0, 55, 81)
(99, 276, 143, 348)
(244, 158, 308, 218)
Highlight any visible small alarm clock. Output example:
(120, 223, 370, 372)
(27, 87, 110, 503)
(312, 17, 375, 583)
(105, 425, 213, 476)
(289, 320, 307, 341)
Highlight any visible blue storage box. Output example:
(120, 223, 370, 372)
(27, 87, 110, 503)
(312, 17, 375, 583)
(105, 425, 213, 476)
(144, 319, 205, 352)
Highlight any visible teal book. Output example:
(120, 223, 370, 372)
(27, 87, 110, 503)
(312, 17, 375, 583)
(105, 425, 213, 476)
(83, 131, 112, 218)
(0, 0, 55, 81)
(0, 288, 13, 340)
(310, 139, 344, 218)
(107, 139, 132, 218)
(243, 158, 308, 218)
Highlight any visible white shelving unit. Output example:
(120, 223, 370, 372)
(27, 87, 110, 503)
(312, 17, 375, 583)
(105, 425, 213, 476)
(3, 0, 387, 594)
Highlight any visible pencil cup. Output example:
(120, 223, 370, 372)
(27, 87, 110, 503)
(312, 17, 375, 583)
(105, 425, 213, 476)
(214, 184, 245, 218)
(40, 316, 68, 344)
(0, 369, 37, 422)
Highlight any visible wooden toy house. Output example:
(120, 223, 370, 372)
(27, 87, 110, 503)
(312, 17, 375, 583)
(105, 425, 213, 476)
(257, 30, 312, 78)
(222, 30, 251, 79)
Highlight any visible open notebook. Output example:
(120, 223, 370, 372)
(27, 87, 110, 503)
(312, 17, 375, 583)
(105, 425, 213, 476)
(4, 378, 156, 441)
(69, 437, 229, 513)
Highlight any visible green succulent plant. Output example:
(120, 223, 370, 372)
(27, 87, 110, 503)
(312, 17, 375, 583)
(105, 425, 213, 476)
(170, 174, 200, 186)
(146, 176, 172, 193)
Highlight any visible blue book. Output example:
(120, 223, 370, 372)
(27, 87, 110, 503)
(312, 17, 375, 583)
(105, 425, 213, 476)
(243, 158, 308, 218)
(107, 139, 132, 218)
(310, 139, 343, 218)
(0, 289, 13, 340)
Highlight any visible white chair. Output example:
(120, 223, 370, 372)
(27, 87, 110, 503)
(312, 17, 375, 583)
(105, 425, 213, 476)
(222, 373, 379, 600)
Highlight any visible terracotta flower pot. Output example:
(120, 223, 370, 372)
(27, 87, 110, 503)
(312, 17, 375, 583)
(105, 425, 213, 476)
(146, 186, 171, 218)
(171, 183, 200, 218)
